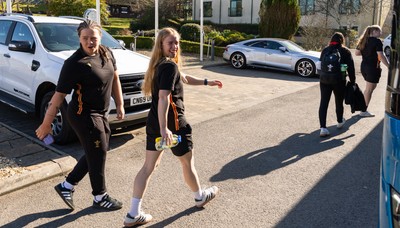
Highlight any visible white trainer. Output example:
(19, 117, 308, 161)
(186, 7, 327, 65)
(359, 111, 375, 117)
(123, 212, 153, 227)
(320, 128, 330, 137)
(195, 186, 219, 207)
(337, 118, 346, 129)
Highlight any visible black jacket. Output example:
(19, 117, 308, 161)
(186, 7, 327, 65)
(345, 82, 366, 113)
(320, 44, 356, 84)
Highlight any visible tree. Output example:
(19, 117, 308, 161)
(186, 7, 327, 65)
(259, 0, 300, 39)
(48, 0, 109, 24)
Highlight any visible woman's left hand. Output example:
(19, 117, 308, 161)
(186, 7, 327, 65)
(208, 80, 223, 89)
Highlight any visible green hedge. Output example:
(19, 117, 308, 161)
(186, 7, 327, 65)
(112, 35, 225, 57)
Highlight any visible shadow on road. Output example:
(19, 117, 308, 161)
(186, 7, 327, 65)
(1, 206, 120, 228)
(274, 121, 382, 227)
(210, 116, 362, 181)
(147, 207, 204, 228)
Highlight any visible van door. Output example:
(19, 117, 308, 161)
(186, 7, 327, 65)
(2, 22, 36, 102)
(0, 20, 13, 90)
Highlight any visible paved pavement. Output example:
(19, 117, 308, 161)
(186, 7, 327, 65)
(0, 52, 227, 196)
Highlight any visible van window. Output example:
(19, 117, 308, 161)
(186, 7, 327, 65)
(11, 22, 34, 48)
(0, 20, 12, 44)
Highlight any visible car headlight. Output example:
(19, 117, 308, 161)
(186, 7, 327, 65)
(391, 187, 400, 228)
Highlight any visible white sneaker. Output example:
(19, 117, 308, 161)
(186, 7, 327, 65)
(337, 118, 346, 129)
(359, 111, 375, 117)
(320, 128, 330, 137)
(123, 212, 153, 227)
(195, 186, 219, 207)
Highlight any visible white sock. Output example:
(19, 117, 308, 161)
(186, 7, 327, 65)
(94, 192, 107, 202)
(129, 197, 142, 217)
(194, 189, 203, 200)
(62, 181, 74, 190)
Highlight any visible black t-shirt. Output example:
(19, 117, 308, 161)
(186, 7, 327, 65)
(56, 46, 117, 115)
(146, 58, 188, 134)
(360, 37, 383, 68)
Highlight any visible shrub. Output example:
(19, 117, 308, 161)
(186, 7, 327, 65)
(180, 23, 201, 42)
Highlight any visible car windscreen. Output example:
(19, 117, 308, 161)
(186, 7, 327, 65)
(34, 23, 123, 52)
(281, 40, 305, 52)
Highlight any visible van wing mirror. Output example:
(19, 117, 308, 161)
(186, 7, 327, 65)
(9, 41, 35, 53)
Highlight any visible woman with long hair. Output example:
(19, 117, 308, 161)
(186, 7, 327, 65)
(318, 32, 356, 137)
(355, 25, 389, 117)
(124, 28, 223, 227)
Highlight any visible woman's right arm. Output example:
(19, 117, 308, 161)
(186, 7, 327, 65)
(35, 92, 67, 140)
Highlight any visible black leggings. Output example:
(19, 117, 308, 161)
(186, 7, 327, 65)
(319, 81, 346, 128)
(65, 107, 110, 196)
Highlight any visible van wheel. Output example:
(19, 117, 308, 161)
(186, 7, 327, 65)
(40, 91, 76, 145)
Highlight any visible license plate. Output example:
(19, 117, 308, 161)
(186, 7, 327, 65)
(130, 94, 152, 106)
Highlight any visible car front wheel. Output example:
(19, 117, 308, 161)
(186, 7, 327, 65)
(40, 91, 76, 145)
(230, 52, 246, 69)
(295, 59, 315, 77)
(385, 46, 391, 57)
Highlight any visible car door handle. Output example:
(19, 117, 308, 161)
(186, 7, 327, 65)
(3, 53, 10, 58)
(31, 60, 40, 71)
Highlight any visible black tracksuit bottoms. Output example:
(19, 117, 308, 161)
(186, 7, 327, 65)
(65, 107, 110, 196)
(319, 81, 346, 128)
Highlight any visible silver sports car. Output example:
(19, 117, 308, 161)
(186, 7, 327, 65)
(223, 38, 321, 77)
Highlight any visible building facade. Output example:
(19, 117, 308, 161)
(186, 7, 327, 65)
(192, 0, 392, 35)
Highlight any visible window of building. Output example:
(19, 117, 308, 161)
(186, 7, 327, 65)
(339, 0, 361, 14)
(229, 0, 242, 17)
(299, 0, 315, 15)
(204, 2, 212, 17)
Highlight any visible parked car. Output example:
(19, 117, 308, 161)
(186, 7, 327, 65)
(383, 34, 391, 57)
(0, 14, 151, 144)
(222, 38, 321, 77)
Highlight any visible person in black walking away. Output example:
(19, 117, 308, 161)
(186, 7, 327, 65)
(35, 20, 125, 211)
(355, 25, 389, 117)
(123, 27, 223, 227)
(319, 32, 356, 137)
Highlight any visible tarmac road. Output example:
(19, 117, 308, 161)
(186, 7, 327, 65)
(0, 53, 386, 227)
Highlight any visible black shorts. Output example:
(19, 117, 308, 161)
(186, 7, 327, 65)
(361, 65, 382, 83)
(146, 124, 193, 156)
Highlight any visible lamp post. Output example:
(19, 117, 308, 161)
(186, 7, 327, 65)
(200, 0, 203, 61)
(155, 0, 159, 38)
(6, 0, 12, 13)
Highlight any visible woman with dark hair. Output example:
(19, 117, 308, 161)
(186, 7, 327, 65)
(318, 32, 356, 137)
(35, 20, 125, 211)
(355, 25, 389, 117)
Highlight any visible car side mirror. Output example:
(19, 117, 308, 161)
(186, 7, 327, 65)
(9, 41, 35, 54)
(279, 46, 287, 52)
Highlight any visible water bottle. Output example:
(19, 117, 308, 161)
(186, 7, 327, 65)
(155, 134, 181, 151)
(340, 64, 348, 79)
(43, 134, 54, 145)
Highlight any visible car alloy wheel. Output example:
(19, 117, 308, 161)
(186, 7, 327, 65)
(296, 59, 315, 77)
(385, 47, 391, 57)
(230, 52, 246, 69)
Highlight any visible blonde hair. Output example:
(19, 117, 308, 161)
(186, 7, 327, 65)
(356, 25, 382, 51)
(142, 27, 182, 96)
